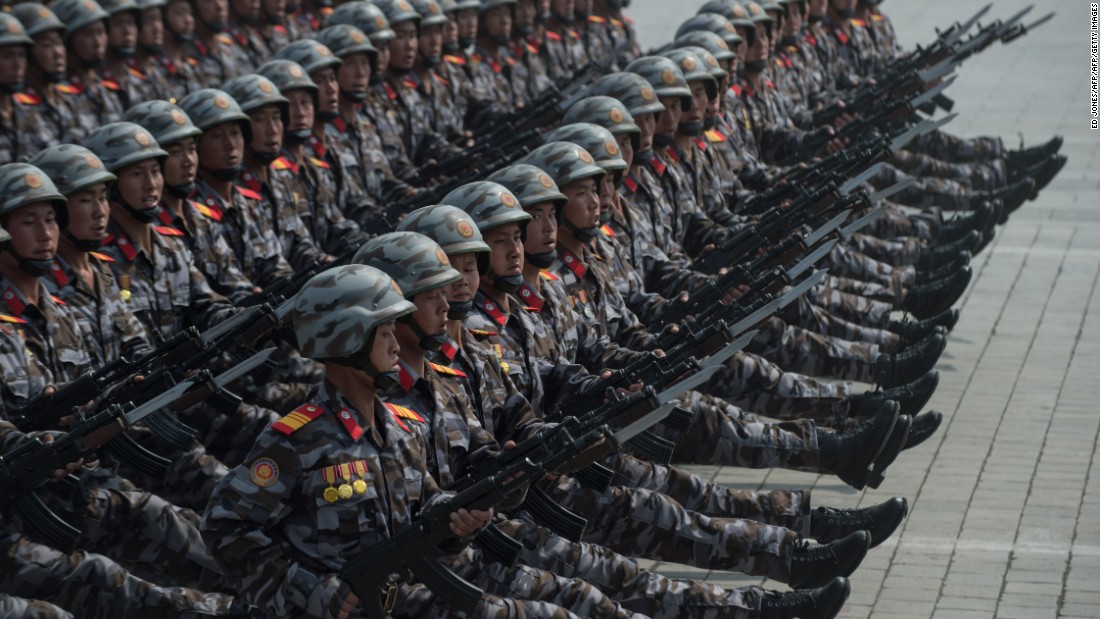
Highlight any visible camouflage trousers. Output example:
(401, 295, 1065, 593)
(398, 545, 646, 619)
(872, 163, 973, 211)
(704, 351, 854, 420)
(812, 284, 897, 326)
(749, 317, 880, 384)
(909, 130, 1004, 163)
(828, 244, 915, 299)
(653, 390, 823, 472)
(816, 272, 900, 307)
(864, 203, 942, 241)
(603, 452, 813, 535)
(783, 297, 901, 352)
(0, 531, 235, 618)
(179, 400, 281, 468)
(495, 515, 764, 619)
(892, 148, 1007, 190)
(43, 467, 223, 590)
(0, 593, 73, 619)
(542, 473, 797, 582)
(848, 232, 923, 267)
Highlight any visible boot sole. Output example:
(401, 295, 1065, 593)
(867, 415, 913, 489)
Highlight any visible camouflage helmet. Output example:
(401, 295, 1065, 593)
(624, 56, 691, 101)
(519, 141, 605, 189)
(177, 89, 250, 132)
(326, 1, 395, 43)
(28, 145, 117, 197)
(135, 0, 168, 10)
(409, 0, 448, 27)
(585, 72, 664, 118)
(0, 163, 69, 226)
(257, 59, 319, 95)
(486, 164, 567, 210)
(222, 74, 289, 118)
(756, 0, 784, 16)
(292, 264, 415, 359)
(11, 3, 65, 39)
(82, 122, 168, 174)
(442, 181, 531, 233)
(563, 95, 639, 137)
(375, 0, 421, 26)
(742, 1, 774, 24)
(697, 1, 753, 29)
(543, 125, 626, 176)
(478, 0, 517, 14)
(444, 0, 481, 12)
(676, 13, 744, 46)
(660, 48, 717, 87)
(681, 45, 728, 81)
(52, 0, 110, 37)
(396, 204, 489, 256)
(315, 24, 377, 61)
(353, 231, 461, 298)
(123, 100, 203, 147)
(273, 39, 341, 75)
(675, 30, 739, 61)
(0, 12, 33, 47)
(99, 0, 141, 18)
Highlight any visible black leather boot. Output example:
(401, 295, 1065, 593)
(903, 266, 972, 320)
(917, 230, 979, 270)
(849, 370, 939, 419)
(819, 401, 899, 490)
(904, 410, 944, 450)
(760, 577, 850, 618)
(788, 531, 871, 590)
(874, 332, 946, 388)
(811, 497, 909, 548)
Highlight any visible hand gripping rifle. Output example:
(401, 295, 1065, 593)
(0, 348, 274, 553)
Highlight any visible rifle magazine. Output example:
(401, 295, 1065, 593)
(13, 492, 82, 553)
(520, 486, 588, 542)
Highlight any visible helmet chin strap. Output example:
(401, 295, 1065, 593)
(447, 300, 473, 320)
(2, 243, 54, 277)
(64, 230, 103, 252)
(489, 271, 523, 294)
(401, 314, 447, 351)
(110, 184, 160, 224)
(524, 250, 556, 269)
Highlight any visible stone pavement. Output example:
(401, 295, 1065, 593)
(627, 2, 1100, 617)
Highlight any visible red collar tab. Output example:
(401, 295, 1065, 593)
(559, 248, 587, 279)
(49, 262, 69, 287)
(477, 295, 508, 327)
(1, 287, 26, 317)
(516, 281, 543, 313)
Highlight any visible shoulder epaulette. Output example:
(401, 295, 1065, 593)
(272, 403, 325, 435)
(611, 18, 624, 28)
(153, 225, 184, 237)
(546, 30, 562, 41)
(850, 18, 867, 27)
(55, 83, 80, 95)
(215, 33, 234, 45)
(444, 54, 467, 65)
(187, 57, 200, 66)
(90, 251, 115, 262)
(383, 401, 425, 424)
(469, 328, 498, 338)
(49, 294, 65, 306)
(730, 83, 743, 96)
(600, 223, 615, 237)
(271, 156, 296, 171)
(567, 29, 580, 39)
(692, 136, 708, 151)
(101, 79, 121, 91)
(402, 78, 417, 90)
(705, 129, 727, 143)
(308, 156, 331, 169)
(765, 79, 776, 89)
(427, 361, 468, 378)
(13, 92, 41, 105)
(191, 200, 223, 221)
(587, 14, 606, 24)
(538, 270, 560, 281)
(235, 185, 263, 201)
(274, 24, 288, 33)
(0, 313, 27, 324)
(870, 14, 885, 22)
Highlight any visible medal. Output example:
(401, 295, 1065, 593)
(352, 479, 367, 495)
(338, 483, 353, 500)
(323, 486, 339, 503)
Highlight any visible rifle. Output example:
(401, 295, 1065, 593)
(0, 349, 274, 552)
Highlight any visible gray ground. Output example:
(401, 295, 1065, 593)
(625, 1, 1100, 617)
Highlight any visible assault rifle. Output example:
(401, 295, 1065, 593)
(0, 349, 273, 552)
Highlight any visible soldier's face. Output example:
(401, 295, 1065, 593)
(388, 21, 418, 71)
(71, 21, 108, 64)
(747, 24, 768, 61)
(481, 6, 511, 41)
(808, 0, 826, 17)
(733, 26, 751, 57)
(685, 81, 707, 123)
(285, 88, 314, 131)
(230, 0, 261, 20)
(635, 112, 654, 154)
(443, 15, 458, 45)
(115, 159, 164, 212)
(408, 287, 450, 337)
(0, 45, 27, 86)
(369, 322, 400, 379)
(374, 42, 391, 73)
(447, 253, 478, 306)
(165, 1, 195, 36)
(163, 137, 198, 187)
(249, 104, 283, 155)
(262, 0, 285, 20)
(140, 8, 165, 49)
(523, 202, 557, 255)
(783, 3, 803, 36)
(550, 0, 573, 21)
(65, 184, 110, 242)
(108, 12, 139, 52)
(3, 203, 58, 261)
(514, 0, 537, 29)
(828, 0, 854, 16)
(598, 173, 616, 210)
(198, 122, 244, 170)
(656, 96, 681, 140)
(456, 9, 478, 42)
(419, 24, 443, 65)
(615, 132, 634, 167)
(561, 177, 600, 230)
(311, 68, 339, 117)
(32, 32, 66, 77)
(483, 223, 523, 278)
(338, 53, 371, 95)
(195, 0, 229, 28)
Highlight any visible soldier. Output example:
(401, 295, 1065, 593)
(157, 0, 209, 100)
(0, 12, 61, 164)
(188, 0, 253, 83)
(225, 0, 274, 67)
(202, 262, 594, 618)
(100, 0, 160, 108)
(51, 0, 127, 127)
(409, 0, 469, 145)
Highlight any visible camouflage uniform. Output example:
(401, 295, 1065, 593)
(323, 114, 412, 227)
(0, 93, 60, 164)
(155, 201, 256, 305)
(380, 73, 463, 166)
(190, 31, 252, 83)
(275, 147, 368, 254)
(0, 593, 71, 619)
